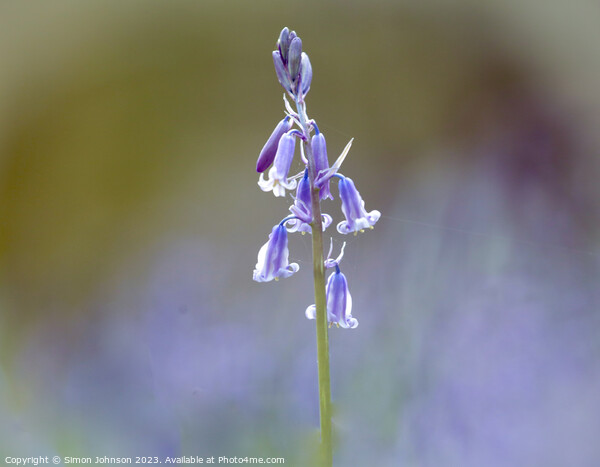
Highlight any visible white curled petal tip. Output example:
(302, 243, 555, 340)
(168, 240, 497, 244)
(321, 214, 333, 231)
(305, 304, 317, 320)
(346, 317, 359, 329)
(340, 292, 357, 329)
(272, 184, 286, 197)
(278, 262, 299, 279)
(257, 173, 274, 192)
(336, 220, 351, 235)
(368, 210, 381, 225)
(252, 268, 269, 283)
(284, 218, 299, 232)
(300, 142, 308, 164)
(279, 177, 298, 191)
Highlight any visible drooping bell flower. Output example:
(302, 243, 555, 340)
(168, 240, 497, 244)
(311, 131, 332, 200)
(286, 170, 332, 233)
(256, 116, 293, 173)
(336, 176, 381, 234)
(258, 132, 298, 197)
(253, 223, 299, 282)
(305, 264, 357, 329)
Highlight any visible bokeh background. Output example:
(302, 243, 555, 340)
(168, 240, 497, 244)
(1, 1, 599, 465)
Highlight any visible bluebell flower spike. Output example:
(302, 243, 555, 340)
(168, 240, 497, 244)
(253, 224, 299, 282)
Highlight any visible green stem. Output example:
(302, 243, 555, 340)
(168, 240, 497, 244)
(295, 98, 333, 467)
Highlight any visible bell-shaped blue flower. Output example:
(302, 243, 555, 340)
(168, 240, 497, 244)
(258, 132, 297, 197)
(256, 116, 293, 173)
(253, 223, 299, 282)
(336, 176, 381, 234)
(286, 170, 332, 233)
(305, 265, 357, 329)
(311, 131, 333, 200)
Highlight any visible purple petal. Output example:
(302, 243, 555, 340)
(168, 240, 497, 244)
(256, 116, 293, 172)
(272, 51, 292, 94)
(277, 27, 290, 63)
(299, 53, 312, 96)
(288, 37, 302, 83)
(311, 133, 332, 200)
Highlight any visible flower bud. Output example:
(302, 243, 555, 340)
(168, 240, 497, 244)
(256, 116, 293, 173)
(288, 37, 302, 82)
(277, 27, 290, 63)
(299, 52, 312, 96)
(273, 51, 292, 94)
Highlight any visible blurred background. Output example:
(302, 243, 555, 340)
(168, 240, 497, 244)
(1, 1, 599, 465)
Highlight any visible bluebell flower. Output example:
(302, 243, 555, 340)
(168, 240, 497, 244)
(256, 116, 293, 173)
(286, 170, 332, 233)
(305, 265, 357, 329)
(258, 132, 298, 197)
(311, 131, 333, 200)
(253, 223, 299, 282)
(336, 176, 381, 234)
